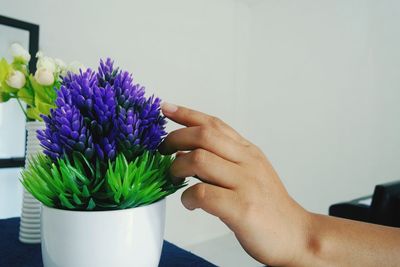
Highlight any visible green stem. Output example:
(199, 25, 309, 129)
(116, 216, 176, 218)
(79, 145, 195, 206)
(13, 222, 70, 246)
(16, 97, 28, 119)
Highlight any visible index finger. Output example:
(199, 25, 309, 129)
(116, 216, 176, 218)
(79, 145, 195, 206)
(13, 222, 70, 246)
(161, 102, 249, 145)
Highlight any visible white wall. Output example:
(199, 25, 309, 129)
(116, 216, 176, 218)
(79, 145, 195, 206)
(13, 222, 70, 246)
(1, 0, 400, 249)
(0, 25, 28, 158)
(238, 0, 400, 214)
(0, 25, 27, 218)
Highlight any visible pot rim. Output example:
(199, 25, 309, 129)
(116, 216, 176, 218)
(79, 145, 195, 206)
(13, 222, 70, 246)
(41, 197, 166, 214)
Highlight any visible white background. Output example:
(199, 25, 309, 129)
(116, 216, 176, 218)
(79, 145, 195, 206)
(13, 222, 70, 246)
(1, 0, 400, 253)
(0, 25, 27, 158)
(0, 25, 29, 218)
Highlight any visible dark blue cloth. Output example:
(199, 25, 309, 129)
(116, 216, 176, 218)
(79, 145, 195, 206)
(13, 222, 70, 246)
(0, 217, 216, 267)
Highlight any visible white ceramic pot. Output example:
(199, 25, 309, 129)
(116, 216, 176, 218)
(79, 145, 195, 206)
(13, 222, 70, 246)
(19, 121, 45, 244)
(41, 198, 166, 267)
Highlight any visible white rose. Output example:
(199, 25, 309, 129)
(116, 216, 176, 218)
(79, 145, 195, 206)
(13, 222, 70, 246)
(10, 43, 31, 63)
(66, 61, 86, 74)
(37, 56, 56, 73)
(6, 70, 26, 89)
(34, 68, 54, 86)
(54, 58, 67, 74)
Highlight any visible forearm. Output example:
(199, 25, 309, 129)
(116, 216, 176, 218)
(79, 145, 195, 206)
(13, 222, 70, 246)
(297, 213, 400, 267)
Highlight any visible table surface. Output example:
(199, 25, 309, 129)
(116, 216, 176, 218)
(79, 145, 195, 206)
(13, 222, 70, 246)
(0, 217, 216, 267)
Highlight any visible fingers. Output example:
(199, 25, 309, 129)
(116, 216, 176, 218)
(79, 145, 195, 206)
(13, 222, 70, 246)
(159, 126, 245, 163)
(181, 182, 239, 224)
(170, 149, 243, 189)
(161, 103, 249, 145)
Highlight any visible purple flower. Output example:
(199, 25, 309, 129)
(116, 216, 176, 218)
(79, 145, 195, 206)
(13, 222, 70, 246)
(38, 86, 95, 160)
(38, 58, 167, 162)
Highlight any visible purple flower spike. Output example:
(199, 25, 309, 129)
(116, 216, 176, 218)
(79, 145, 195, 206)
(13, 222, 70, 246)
(38, 58, 167, 162)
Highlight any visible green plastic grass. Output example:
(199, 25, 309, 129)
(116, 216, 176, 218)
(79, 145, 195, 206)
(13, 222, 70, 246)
(21, 152, 185, 211)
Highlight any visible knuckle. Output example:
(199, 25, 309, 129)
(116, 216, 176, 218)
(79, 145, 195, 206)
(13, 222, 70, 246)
(191, 149, 207, 165)
(198, 126, 213, 143)
(209, 116, 223, 129)
(248, 145, 263, 159)
(192, 183, 207, 203)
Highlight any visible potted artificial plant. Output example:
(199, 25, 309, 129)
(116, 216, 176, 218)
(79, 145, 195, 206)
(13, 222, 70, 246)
(0, 44, 80, 243)
(21, 58, 183, 267)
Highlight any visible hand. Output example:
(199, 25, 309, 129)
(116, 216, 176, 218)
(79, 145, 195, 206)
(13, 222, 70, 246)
(159, 103, 310, 266)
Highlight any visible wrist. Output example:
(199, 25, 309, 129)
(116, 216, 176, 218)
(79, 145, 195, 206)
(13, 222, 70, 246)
(285, 208, 320, 267)
(291, 211, 324, 267)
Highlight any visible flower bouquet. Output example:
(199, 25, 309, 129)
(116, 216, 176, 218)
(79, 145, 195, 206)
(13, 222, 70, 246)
(18, 58, 184, 267)
(0, 43, 82, 120)
(0, 44, 83, 243)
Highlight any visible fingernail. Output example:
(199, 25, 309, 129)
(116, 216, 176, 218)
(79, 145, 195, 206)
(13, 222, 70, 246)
(161, 102, 178, 113)
(181, 195, 195, 210)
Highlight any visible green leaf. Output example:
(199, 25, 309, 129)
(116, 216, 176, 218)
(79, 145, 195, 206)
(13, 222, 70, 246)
(0, 58, 11, 82)
(59, 159, 81, 196)
(87, 198, 96, 210)
(73, 152, 94, 177)
(28, 74, 57, 117)
(20, 150, 184, 211)
(35, 164, 62, 195)
(72, 193, 82, 205)
(29, 75, 52, 103)
(82, 185, 90, 198)
(59, 193, 75, 209)
(50, 163, 66, 191)
(26, 107, 43, 121)
(35, 100, 54, 116)
(91, 179, 104, 193)
(17, 86, 34, 105)
(0, 92, 11, 103)
(12, 57, 29, 72)
(69, 166, 90, 185)
(1, 81, 18, 93)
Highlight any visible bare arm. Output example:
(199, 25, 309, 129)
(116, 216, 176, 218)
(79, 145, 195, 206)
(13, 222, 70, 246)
(300, 213, 400, 267)
(159, 103, 400, 267)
